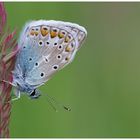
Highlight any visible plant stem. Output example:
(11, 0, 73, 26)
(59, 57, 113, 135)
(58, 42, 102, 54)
(0, 3, 17, 137)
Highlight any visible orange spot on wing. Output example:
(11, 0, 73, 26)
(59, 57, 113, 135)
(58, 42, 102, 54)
(30, 29, 39, 36)
(65, 46, 71, 52)
(50, 31, 57, 38)
(34, 31, 39, 36)
(30, 30, 35, 36)
(65, 56, 70, 61)
(41, 27, 49, 36)
(64, 36, 70, 43)
(58, 32, 65, 38)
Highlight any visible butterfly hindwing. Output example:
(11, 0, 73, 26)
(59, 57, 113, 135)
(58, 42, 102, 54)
(17, 20, 87, 86)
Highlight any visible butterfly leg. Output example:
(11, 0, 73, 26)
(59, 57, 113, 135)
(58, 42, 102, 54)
(1, 80, 17, 87)
(4, 88, 21, 104)
(11, 88, 21, 102)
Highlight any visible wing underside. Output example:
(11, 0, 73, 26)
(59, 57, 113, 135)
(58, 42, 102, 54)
(16, 20, 87, 86)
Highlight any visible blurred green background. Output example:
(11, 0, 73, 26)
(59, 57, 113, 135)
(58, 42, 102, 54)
(5, 2, 140, 138)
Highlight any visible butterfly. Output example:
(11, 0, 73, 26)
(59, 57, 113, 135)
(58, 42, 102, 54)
(7, 20, 87, 102)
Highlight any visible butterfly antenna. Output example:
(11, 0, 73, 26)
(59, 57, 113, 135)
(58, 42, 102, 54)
(46, 94, 71, 112)
(45, 95, 58, 112)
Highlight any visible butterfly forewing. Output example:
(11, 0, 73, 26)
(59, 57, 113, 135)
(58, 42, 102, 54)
(17, 20, 87, 86)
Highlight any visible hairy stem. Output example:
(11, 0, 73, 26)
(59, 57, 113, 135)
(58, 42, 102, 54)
(0, 2, 17, 137)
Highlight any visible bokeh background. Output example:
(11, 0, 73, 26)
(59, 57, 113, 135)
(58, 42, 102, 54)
(5, 2, 140, 138)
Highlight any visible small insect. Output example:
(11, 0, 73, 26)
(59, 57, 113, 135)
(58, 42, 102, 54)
(4, 20, 87, 109)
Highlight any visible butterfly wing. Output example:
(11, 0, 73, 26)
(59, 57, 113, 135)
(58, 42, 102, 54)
(17, 20, 87, 86)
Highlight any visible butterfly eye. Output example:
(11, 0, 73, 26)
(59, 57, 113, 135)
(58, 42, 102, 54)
(53, 65, 59, 70)
(23, 46, 26, 49)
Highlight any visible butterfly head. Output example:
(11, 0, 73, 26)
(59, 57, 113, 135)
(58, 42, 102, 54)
(29, 89, 41, 99)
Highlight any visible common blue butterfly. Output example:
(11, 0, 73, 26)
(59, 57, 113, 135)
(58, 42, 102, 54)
(9, 20, 87, 101)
